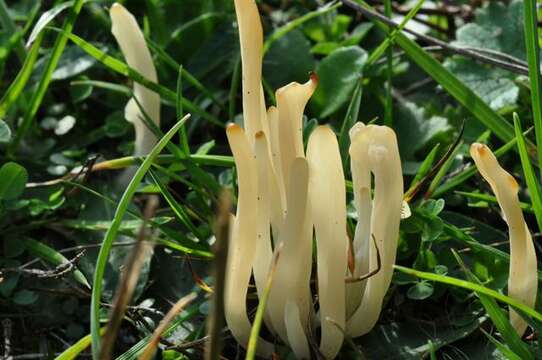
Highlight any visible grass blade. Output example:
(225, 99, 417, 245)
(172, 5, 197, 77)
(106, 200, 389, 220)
(394, 265, 542, 323)
(10, 0, 86, 154)
(0, 0, 26, 62)
(523, 0, 542, 175)
(148, 169, 203, 240)
(24, 237, 89, 288)
(90, 114, 190, 359)
(99, 196, 159, 360)
(0, 33, 44, 119)
(139, 292, 197, 360)
(513, 114, 542, 231)
(55, 328, 106, 360)
(245, 243, 283, 360)
(452, 250, 532, 359)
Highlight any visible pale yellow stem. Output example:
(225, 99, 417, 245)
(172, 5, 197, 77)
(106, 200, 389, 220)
(224, 124, 274, 357)
(253, 131, 283, 333)
(275, 75, 318, 191)
(110, 3, 160, 156)
(470, 143, 538, 336)
(234, 0, 264, 141)
(347, 124, 403, 337)
(267, 158, 312, 351)
(307, 126, 349, 359)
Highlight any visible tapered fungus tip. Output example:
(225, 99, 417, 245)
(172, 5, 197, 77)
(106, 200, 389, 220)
(226, 123, 241, 133)
(471, 143, 487, 157)
(309, 71, 319, 86)
(110, 2, 126, 14)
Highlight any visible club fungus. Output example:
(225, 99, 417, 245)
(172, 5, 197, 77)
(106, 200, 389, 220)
(470, 143, 538, 336)
(110, 3, 160, 156)
(224, 0, 405, 358)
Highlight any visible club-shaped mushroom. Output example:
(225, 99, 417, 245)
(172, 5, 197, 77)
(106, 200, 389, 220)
(110, 3, 160, 156)
(470, 143, 538, 336)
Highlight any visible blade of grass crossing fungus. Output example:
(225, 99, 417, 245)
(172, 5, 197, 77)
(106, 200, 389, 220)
(246, 244, 283, 360)
(452, 250, 533, 359)
(90, 115, 190, 359)
(10, 0, 86, 155)
(52, 29, 222, 126)
(514, 114, 542, 232)
(343, 0, 527, 151)
(455, 191, 533, 213)
(523, 0, 542, 174)
(394, 265, 542, 323)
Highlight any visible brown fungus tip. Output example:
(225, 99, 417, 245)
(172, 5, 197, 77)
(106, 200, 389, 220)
(472, 143, 487, 156)
(309, 71, 319, 85)
(255, 130, 265, 139)
(226, 122, 240, 131)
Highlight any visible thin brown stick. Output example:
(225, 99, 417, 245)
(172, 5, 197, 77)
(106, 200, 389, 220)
(139, 292, 198, 360)
(340, 0, 530, 76)
(99, 195, 159, 360)
(205, 190, 232, 360)
(345, 235, 382, 284)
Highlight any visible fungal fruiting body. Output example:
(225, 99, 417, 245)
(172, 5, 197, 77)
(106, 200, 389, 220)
(470, 143, 538, 336)
(110, 3, 160, 156)
(224, 0, 405, 358)
(346, 123, 404, 337)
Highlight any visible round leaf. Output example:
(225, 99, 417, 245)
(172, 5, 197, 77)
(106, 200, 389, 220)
(0, 162, 28, 200)
(311, 46, 367, 117)
(407, 281, 434, 300)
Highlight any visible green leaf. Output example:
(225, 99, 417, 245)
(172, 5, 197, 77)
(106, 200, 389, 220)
(395, 101, 450, 159)
(263, 29, 315, 90)
(444, 1, 525, 111)
(444, 58, 518, 111)
(12, 289, 39, 305)
(311, 46, 368, 117)
(0, 119, 11, 143)
(353, 0, 523, 148)
(0, 162, 28, 200)
(407, 281, 434, 300)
